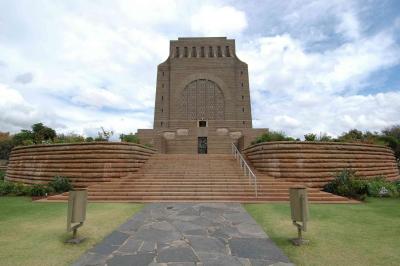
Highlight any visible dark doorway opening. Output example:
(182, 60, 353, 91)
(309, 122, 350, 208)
(198, 137, 207, 154)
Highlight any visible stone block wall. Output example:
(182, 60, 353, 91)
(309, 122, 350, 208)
(5, 142, 156, 186)
(243, 141, 400, 188)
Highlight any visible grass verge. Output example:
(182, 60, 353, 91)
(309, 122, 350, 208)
(0, 197, 143, 266)
(245, 198, 400, 266)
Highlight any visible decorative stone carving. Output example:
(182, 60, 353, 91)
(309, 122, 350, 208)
(163, 132, 176, 140)
(216, 128, 229, 136)
(177, 129, 189, 136)
(181, 79, 224, 120)
(229, 131, 243, 139)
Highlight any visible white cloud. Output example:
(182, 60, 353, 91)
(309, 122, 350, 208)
(0, 84, 39, 131)
(0, 0, 399, 141)
(190, 5, 247, 36)
(336, 11, 361, 40)
(240, 32, 399, 97)
(254, 91, 400, 138)
(71, 87, 130, 109)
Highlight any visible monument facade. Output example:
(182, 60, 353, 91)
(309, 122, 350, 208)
(137, 37, 267, 153)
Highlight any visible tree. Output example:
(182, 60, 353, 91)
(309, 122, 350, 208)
(304, 133, 317, 141)
(54, 133, 85, 143)
(318, 133, 333, 142)
(120, 133, 139, 143)
(338, 129, 364, 142)
(13, 130, 35, 146)
(31, 123, 56, 143)
(382, 125, 400, 140)
(0, 132, 13, 160)
(381, 125, 400, 162)
(95, 127, 113, 141)
(85, 137, 94, 142)
(252, 131, 295, 144)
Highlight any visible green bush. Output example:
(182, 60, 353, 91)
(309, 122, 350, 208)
(0, 139, 14, 160)
(366, 177, 399, 197)
(12, 182, 30, 196)
(0, 170, 5, 181)
(29, 184, 50, 197)
(304, 133, 317, 141)
(54, 133, 85, 144)
(120, 133, 139, 143)
(48, 176, 72, 193)
(323, 169, 368, 200)
(252, 131, 295, 144)
(0, 181, 15, 196)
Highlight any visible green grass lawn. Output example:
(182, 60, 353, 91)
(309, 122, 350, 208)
(245, 198, 400, 266)
(0, 197, 143, 266)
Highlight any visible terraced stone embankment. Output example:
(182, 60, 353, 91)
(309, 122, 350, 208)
(243, 141, 400, 188)
(5, 142, 156, 186)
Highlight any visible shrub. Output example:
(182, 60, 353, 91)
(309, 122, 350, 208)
(12, 182, 30, 196)
(0, 170, 5, 181)
(304, 133, 317, 141)
(95, 127, 113, 141)
(252, 131, 295, 144)
(366, 177, 399, 197)
(394, 180, 400, 193)
(48, 176, 72, 193)
(0, 138, 14, 160)
(0, 181, 15, 196)
(323, 169, 368, 200)
(54, 133, 85, 144)
(120, 133, 140, 143)
(29, 184, 50, 197)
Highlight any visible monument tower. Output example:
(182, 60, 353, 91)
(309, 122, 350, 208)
(137, 37, 267, 153)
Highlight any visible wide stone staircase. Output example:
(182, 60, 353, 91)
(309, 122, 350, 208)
(47, 154, 350, 202)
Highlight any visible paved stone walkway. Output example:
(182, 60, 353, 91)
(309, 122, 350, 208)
(73, 203, 292, 266)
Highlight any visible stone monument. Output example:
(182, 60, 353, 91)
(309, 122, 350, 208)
(137, 37, 267, 153)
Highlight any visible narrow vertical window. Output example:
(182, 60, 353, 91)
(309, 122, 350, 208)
(243, 121, 245, 125)
(200, 46, 205, 57)
(162, 71, 164, 76)
(209, 46, 214, 57)
(184, 47, 188, 57)
(241, 82, 243, 87)
(240, 71, 243, 75)
(161, 121, 163, 126)
(161, 96, 164, 101)
(192, 47, 197, 57)
(225, 46, 231, 57)
(242, 95, 244, 100)
(242, 107, 245, 112)
(217, 46, 222, 57)
(161, 108, 163, 113)
(175, 47, 180, 58)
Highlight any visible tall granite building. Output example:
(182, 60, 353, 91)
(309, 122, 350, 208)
(137, 37, 267, 153)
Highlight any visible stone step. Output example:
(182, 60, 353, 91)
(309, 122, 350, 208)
(88, 186, 302, 192)
(47, 195, 349, 202)
(44, 153, 351, 203)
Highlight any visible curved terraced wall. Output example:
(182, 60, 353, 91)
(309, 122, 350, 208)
(243, 142, 400, 188)
(6, 142, 156, 186)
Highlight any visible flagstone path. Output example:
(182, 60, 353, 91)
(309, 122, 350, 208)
(73, 203, 292, 266)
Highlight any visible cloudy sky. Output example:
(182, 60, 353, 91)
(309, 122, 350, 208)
(0, 0, 399, 139)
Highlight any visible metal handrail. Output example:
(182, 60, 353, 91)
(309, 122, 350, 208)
(231, 143, 258, 197)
